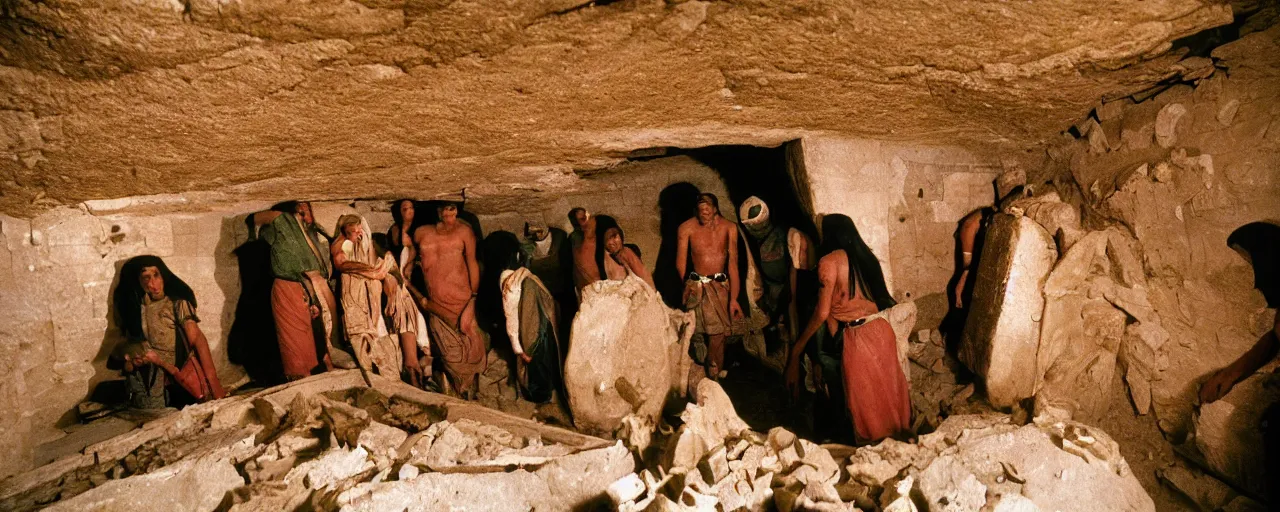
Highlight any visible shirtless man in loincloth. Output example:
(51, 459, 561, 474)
(676, 193, 744, 379)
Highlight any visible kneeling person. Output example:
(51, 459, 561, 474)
(113, 255, 227, 408)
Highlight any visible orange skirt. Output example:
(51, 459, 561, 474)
(842, 317, 911, 443)
(272, 279, 321, 379)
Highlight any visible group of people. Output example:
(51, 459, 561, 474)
(106, 190, 931, 445)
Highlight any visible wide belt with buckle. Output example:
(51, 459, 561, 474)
(686, 272, 728, 283)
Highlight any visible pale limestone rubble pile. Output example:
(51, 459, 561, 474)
(955, 191, 1172, 425)
(0, 371, 633, 512)
(611, 380, 1155, 512)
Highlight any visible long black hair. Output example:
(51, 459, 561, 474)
(594, 215, 621, 280)
(820, 214, 896, 311)
(113, 255, 197, 341)
(1228, 221, 1280, 305)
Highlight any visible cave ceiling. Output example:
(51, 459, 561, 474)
(0, 0, 1241, 216)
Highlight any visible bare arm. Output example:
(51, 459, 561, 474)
(463, 229, 480, 294)
(618, 248, 654, 288)
(675, 223, 690, 281)
(789, 260, 836, 367)
(953, 212, 981, 308)
(252, 210, 283, 227)
(732, 226, 742, 313)
(1201, 316, 1280, 403)
(183, 320, 226, 398)
(330, 240, 383, 278)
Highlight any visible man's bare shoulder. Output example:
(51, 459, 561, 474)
(678, 218, 697, 233)
(719, 218, 736, 236)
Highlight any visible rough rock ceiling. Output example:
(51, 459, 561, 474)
(0, 0, 1238, 216)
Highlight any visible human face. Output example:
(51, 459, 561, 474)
(438, 204, 458, 224)
(526, 225, 548, 241)
(573, 209, 589, 229)
(398, 201, 415, 224)
(343, 222, 364, 241)
(605, 227, 623, 254)
(139, 266, 165, 300)
(697, 200, 715, 224)
(297, 202, 315, 225)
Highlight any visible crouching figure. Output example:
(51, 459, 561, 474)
(113, 255, 227, 408)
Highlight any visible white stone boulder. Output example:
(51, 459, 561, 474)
(565, 275, 695, 434)
(959, 213, 1057, 408)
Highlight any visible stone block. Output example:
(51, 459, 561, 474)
(46, 244, 106, 267)
(565, 275, 694, 434)
(958, 214, 1056, 408)
(1034, 299, 1125, 422)
(1192, 364, 1280, 499)
(1155, 103, 1187, 148)
(42, 451, 244, 512)
(53, 317, 109, 364)
(38, 212, 103, 247)
(917, 455, 987, 512)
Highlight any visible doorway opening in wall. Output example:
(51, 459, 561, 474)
(625, 142, 835, 442)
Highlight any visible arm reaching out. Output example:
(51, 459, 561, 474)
(1200, 316, 1280, 403)
(785, 258, 836, 400)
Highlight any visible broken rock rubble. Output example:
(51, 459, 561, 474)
(1, 371, 622, 512)
(614, 381, 1155, 512)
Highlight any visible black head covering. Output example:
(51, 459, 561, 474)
(1227, 221, 1280, 307)
(820, 214, 896, 311)
(113, 255, 197, 341)
(594, 215, 621, 280)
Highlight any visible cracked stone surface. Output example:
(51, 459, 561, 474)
(0, 0, 1235, 216)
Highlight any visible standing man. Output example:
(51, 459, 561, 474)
(522, 220, 572, 306)
(252, 201, 338, 380)
(411, 200, 487, 398)
(570, 207, 600, 295)
(676, 193, 744, 379)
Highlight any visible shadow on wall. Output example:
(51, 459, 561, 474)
(653, 182, 701, 308)
(227, 233, 283, 386)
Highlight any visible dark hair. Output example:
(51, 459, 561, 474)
(820, 214, 896, 311)
(594, 215, 621, 280)
(1228, 221, 1280, 298)
(390, 199, 415, 227)
(568, 207, 586, 230)
(271, 200, 299, 214)
(113, 255, 197, 341)
(697, 193, 720, 214)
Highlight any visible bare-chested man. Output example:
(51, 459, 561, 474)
(676, 193, 744, 379)
(410, 201, 487, 397)
(569, 207, 599, 295)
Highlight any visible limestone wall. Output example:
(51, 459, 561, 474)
(0, 154, 730, 479)
(0, 208, 248, 478)
(1051, 24, 1280, 436)
(447, 155, 734, 274)
(793, 136, 1005, 326)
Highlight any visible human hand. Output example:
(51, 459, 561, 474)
(520, 353, 533, 364)
(309, 304, 321, 319)
(730, 302, 744, 321)
(784, 359, 802, 402)
(404, 359, 424, 388)
(1199, 368, 1238, 404)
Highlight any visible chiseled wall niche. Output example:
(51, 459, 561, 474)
(0, 208, 248, 478)
(793, 136, 1005, 327)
